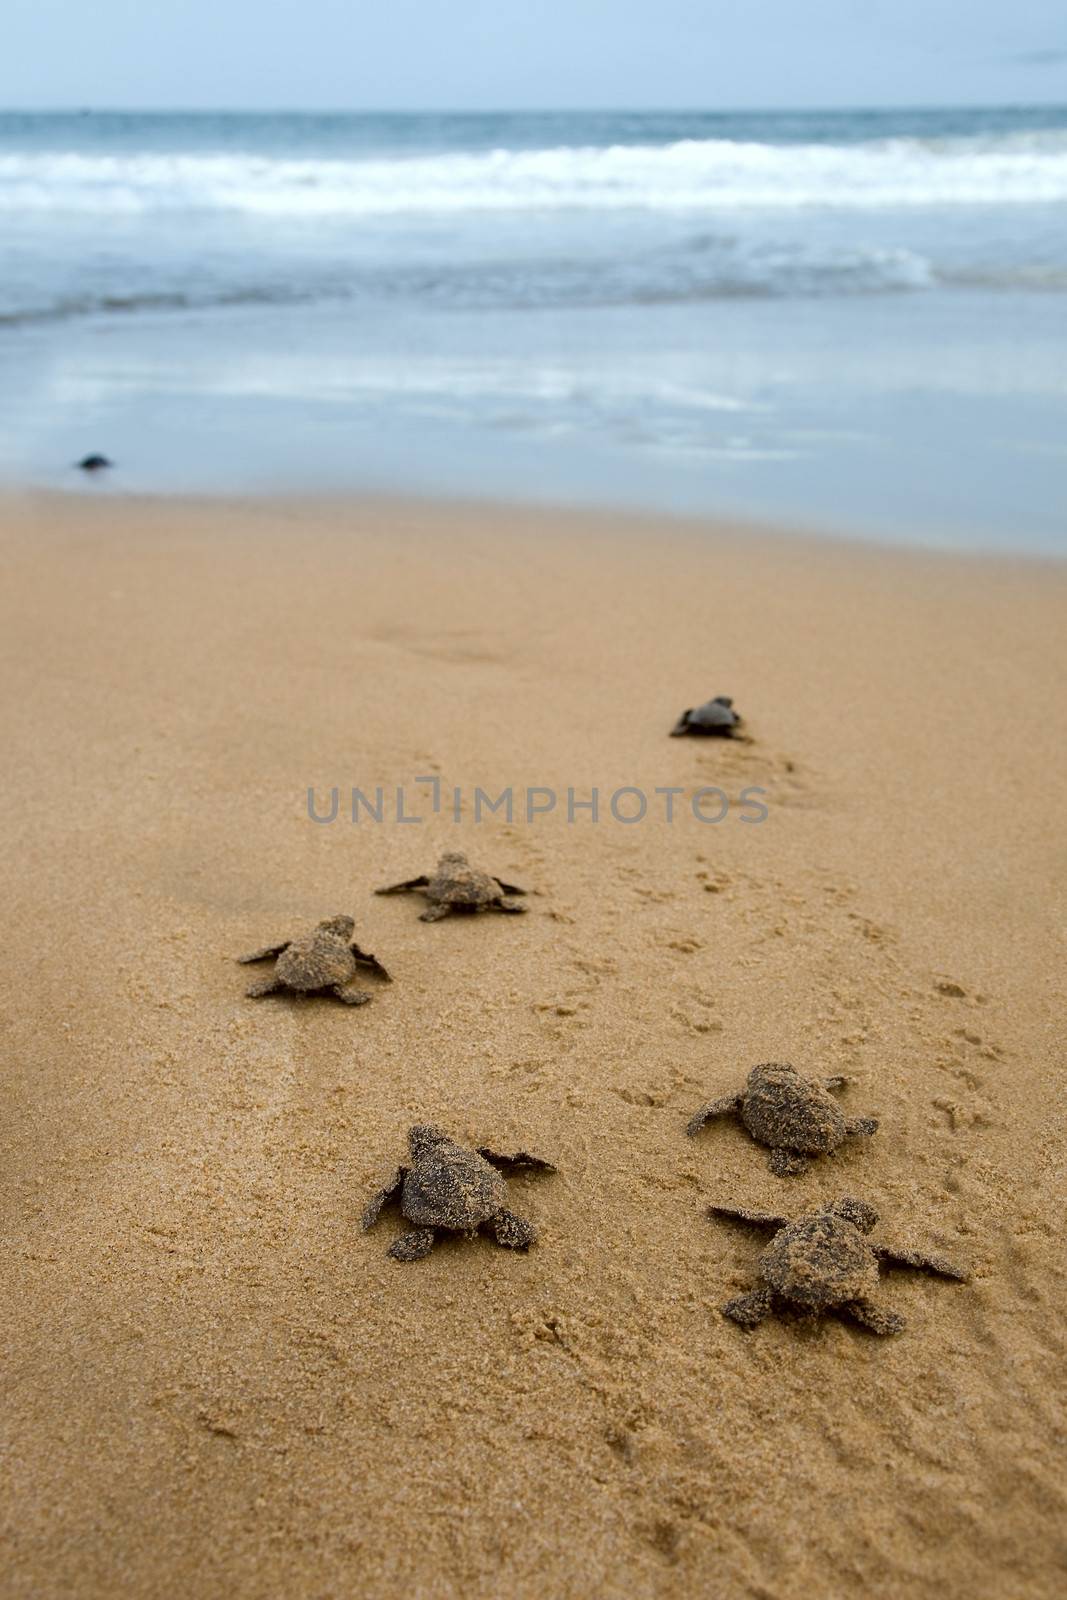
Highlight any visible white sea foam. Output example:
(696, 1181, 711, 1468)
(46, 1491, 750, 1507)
(3, 131, 1067, 215)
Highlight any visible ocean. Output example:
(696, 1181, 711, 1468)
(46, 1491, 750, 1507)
(1, 106, 1066, 549)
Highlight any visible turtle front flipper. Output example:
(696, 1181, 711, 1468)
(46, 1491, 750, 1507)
(333, 981, 372, 1006)
(845, 1116, 879, 1140)
(844, 1298, 905, 1336)
(875, 1243, 969, 1280)
(768, 1148, 811, 1177)
(477, 1147, 556, 1173)
(245, 976, 283, 998)
(375, 876, 430, 896)
(721, 1287, 774, 1327)
(361, 1167, 406, 1230)
(670, 710, 694, 736)
(686, 1094, 741, 1136)
(237, 941, 290, 965)
(709, 1204, 789, 1230)
(824, 1075, 850, 1092)
(418, 903, 451, 922)
(350, 942, 391, 980)
(494, 880, 527, 897)
(490, 1208, 537, 1249)
(388, 1227, 437, 1262)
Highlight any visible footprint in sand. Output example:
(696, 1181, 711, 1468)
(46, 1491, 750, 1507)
(369, 623, 513, 666)
(932, 1095, 997, 1131)
(692, 741, 820, 810)
(934, 976, 990, 1005)
(669, 988, 723, 1036)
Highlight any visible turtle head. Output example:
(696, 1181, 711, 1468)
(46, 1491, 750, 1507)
(830, 1197, 879, 1233)
(439, 851, 469, 868)
(318, 914, 355, 940)
(408, 1124, 449, 1159)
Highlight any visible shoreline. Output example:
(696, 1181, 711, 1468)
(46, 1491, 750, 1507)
(5, 277, 1067, 561)
(7, 481, 1067, 565)
(1, 489, 1064, 1598)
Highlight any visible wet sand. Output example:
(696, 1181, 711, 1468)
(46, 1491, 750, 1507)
(1, 490, 1064, 1598)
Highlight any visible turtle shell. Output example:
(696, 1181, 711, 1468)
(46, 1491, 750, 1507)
(429, 854, 500, 907)
(401, 1138, 507, 1230)
(686, 697, 740, 731)
(740, 1063, 847, 1156)
(758, 1213, 880, 1309)
(275, 930, 356, 991)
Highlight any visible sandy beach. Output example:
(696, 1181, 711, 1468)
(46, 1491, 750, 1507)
(1, 488, 1064, 1599)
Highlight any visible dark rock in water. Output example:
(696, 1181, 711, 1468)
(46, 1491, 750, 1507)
(77, 454, 113, 472)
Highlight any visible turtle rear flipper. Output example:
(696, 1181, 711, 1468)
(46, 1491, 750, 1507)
(350, 941, 391, 980)
(876, 1243, 969, 1280)
(237, 941, 290, 965)
(490, 1208, 536, 1249)
(245, 976, 283, 998)
(845, 1116, 879, 1139)
(333, 981, 372, 1006)
(389, 1227, 437, 1262)
(686, 1093, 741, 1136)
(361, 1167, 406, 1230)
(419, 903, 451, 922)
(721, 1287, 774, 1327)
(376, 876, 430, 896)
(845, 1298, 905, 1336)
(768, 1148, 811, 1177)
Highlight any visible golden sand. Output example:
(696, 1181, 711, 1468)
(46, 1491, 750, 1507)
(1, 490, 1064, 1598)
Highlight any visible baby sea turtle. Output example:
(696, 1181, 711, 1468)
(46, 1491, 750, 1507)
(77, 453, 113, 472)
(687, 1062, 878, 1176)
(710, 1197, 968, 1334)
(237, 914, 390, 1005)
(375, 851, 527, 921)
(362, 1124, 555, 1260)
(671, 695, 742, 737)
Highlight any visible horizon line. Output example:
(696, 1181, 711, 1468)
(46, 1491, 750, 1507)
(2, 98, 1066, 117)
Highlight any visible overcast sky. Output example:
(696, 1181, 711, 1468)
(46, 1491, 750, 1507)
(3, 0, 1066, 111)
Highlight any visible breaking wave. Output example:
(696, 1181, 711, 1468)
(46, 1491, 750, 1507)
(3, 129, 1067, 216)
